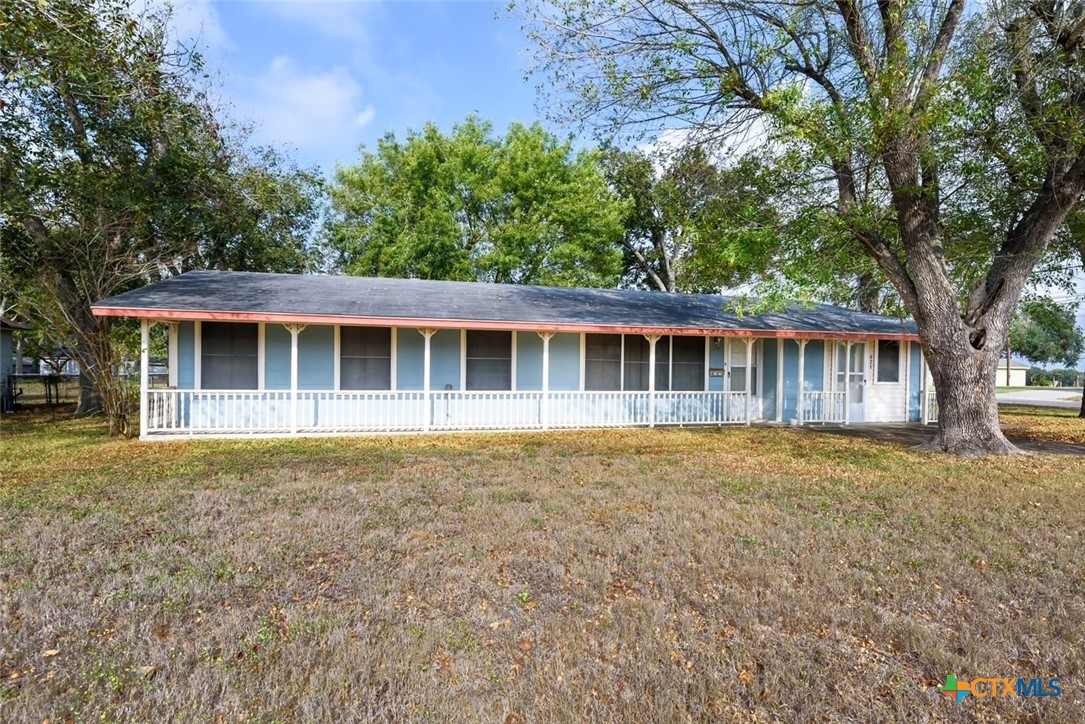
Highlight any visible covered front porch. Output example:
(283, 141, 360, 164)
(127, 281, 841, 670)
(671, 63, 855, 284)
(134, 320, 930, 438)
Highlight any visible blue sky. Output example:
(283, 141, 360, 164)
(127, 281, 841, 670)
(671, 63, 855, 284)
(171, 1, 543, 174)
(169, 1, 1084, 362)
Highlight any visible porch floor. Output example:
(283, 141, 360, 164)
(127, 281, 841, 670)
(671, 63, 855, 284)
(796, 421, 1085, 456)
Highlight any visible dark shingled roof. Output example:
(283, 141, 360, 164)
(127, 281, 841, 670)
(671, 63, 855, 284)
(92, 270, 918, 338)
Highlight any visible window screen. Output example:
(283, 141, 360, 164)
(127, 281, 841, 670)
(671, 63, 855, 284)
(623, 335, 650, 391)
(671, 336, 706, 391)
(466, 330, 512, 390)
(877, 340, 900, 383)
(341, 327, 392, 390)
(654, 336, 671, 392)
(201, 322, 258, 390)
(585, 334, 621, 391)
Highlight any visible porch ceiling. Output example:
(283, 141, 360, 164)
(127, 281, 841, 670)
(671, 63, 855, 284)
(92, 271, 920, 341)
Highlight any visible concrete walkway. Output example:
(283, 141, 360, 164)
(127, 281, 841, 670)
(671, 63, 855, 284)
(997, 388, 1082, 410)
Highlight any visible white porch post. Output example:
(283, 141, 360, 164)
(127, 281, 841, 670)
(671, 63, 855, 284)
(332, 325, 340, 392)
(193, 321, 202, 390)
(257, 323, 266, 391)
(920, 349, 930, 425)
(139, 318, 150, 439)
(797, 339, 808, 426)
(286, 324, 305, 434)
(167, 322, 178, 388)
(844, 341, 852, 425)
(745, 337, 754, 425)
(420, 328, 436, 431)
(776, 338, 783, 422)
(646, 334, 660, 427)
(539, 331, 554, 430)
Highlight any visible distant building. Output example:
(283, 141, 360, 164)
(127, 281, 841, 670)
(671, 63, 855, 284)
(996, 358, 1030, 387)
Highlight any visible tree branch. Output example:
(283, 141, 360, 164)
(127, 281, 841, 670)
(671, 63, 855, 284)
(831, 157, 919, 308)
(913, 0, 966, 112)
(621, 234, 670, 292)
(834, 0, 880, 85)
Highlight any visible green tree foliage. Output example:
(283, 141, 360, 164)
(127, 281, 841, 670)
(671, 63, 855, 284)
(327, 115, 625, 287)
(1010, 299, 1085, 369)
(0, 0, 323, 434)
(520, 0, 1085, 453)
(602, 146, 780, 293)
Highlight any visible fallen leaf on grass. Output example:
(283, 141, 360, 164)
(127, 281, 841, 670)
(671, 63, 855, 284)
(42, 650, 59, 659)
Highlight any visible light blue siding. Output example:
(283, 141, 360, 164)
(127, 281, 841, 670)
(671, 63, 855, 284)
(762, 339, 778, 419)
(265, 324, 291, 390)
(298, 325, 334, 390)
(908, 342, 922, 421)
(549, 333, 581, 391)
(708, 338, 725, 391)
(178, 322, 195, 389)
(516, 332, 543, 390)
(430, 329, 461, 391)
(397, 328, 424, 390)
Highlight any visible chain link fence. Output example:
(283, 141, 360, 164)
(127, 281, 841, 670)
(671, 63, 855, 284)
(2, 373, 169, 412)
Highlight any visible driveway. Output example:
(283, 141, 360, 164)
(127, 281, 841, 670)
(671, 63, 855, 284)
(997, 388, 1082, 410)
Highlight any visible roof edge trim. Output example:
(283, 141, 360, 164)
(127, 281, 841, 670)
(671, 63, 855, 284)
(91, 306, 920, 341)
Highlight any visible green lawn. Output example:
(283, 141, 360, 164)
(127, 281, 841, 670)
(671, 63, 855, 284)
(1, 408, 1083, 720)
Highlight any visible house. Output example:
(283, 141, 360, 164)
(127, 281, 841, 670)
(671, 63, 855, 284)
(90, 271, 936, 439)
(1, 316, 30, 413)
(996, 357, 1030, 387)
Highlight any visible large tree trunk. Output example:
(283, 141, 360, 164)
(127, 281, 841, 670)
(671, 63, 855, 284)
(75, 374, 102, 416)
(856, 272, 880, 313)
(921, 340, 1018, 455)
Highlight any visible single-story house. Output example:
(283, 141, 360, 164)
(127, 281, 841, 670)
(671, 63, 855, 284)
(91, 271, 936, 439)
(995, 357, 1030, 387)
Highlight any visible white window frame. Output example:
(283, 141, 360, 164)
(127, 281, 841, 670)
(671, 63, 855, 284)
(874, 338, 903, 385)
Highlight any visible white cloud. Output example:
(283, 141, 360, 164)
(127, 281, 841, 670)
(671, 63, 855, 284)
(261, 1, 378, 43)
(169, 0, 229, 51)
(132, 0, 230, 53)
(241, 56, 375, 155)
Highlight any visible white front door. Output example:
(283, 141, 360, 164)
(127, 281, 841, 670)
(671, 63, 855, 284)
(847, 343, 866, 422)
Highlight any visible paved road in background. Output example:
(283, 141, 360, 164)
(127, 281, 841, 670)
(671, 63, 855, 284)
(997, 389, 1082, 410)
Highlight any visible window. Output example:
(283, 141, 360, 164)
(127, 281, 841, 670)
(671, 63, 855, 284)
(623, 335, 650, 391)
(876, 340, 900, 383)
(201, 322, 257, 389)
(587, 334, 703, 391)
(466, 330, 512, 390)
(585, 334, 621, 390)
(671, 336, 706, 391)
(341, 327, 392, 390)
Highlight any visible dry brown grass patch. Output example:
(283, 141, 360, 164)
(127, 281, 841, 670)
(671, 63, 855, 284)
(1, 409, 1083, 720)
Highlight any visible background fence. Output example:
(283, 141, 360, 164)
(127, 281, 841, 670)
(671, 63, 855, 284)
(3, 373, 169, 411)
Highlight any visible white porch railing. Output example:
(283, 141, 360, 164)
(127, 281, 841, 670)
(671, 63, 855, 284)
(145, 389, 756, 436)
(800, 390, 846, 423)
(924, 389, 938, 424)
